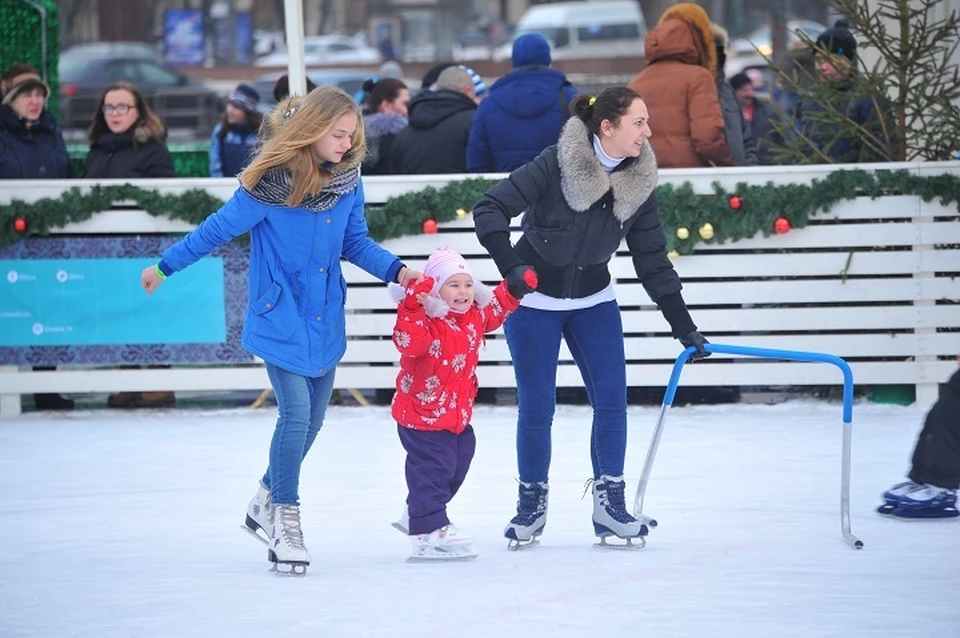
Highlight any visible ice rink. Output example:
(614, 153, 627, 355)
(1, 401, 957, 638)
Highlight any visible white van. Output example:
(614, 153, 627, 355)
(494, 1, 647, 62)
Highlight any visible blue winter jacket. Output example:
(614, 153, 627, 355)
(0, 106, 73, 179)
(466, 67, 578, 173)
(158, 182, 403, 377)
(209, 122, 258, 177)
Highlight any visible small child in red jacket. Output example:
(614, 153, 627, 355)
(389, 247, 535, 561)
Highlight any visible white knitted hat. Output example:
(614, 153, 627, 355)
(423, 248, 473, 293)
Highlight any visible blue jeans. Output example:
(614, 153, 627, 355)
(504, 301, 627, 483)
(261, 363, 337, 505)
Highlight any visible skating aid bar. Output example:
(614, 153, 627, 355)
(634, 343, 863, 549)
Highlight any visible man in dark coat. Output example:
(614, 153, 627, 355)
(730, 72, 775, 164)
(466, 34, 578, 173)
(391, 66, 477, 174)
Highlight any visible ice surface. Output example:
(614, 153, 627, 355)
(1, 401, 957, 638)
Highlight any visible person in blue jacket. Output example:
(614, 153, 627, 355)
(139, 86, 422, 574)
(209, 84, 263, 177)
(466, 34, 578, 173)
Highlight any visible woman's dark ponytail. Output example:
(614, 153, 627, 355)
(570, 86, 641, 135)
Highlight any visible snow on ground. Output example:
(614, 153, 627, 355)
(1, 401, 957, 638)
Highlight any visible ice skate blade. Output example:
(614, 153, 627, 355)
(270, 562, 308, 576)
(594, 535, 646, 549)
(391, 521, 409, 535)
(406, 553, 478, 563)
(506, 537, 540, 551)
(240, 523, 269, 546)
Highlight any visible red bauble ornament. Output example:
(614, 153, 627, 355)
(729, 195, 742, 210)
(774, 216, 792, 234)
(422, 218, 438, 234)
(13, 218, 27, 233)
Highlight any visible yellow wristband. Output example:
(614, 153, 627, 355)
(154, 265, 167, 280)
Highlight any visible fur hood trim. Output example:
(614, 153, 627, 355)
(133, 120, 167, 145)
(658, 3, 717, 75)
(388, 280, 493, 318)
(556, 117, 658, 223)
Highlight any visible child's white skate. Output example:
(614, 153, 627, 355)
(268, 505, 311, 576)
(407, 525, 478, 563)
(391, 506, 409, 535)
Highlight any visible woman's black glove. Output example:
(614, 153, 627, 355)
(679, 330, 711, 361)
(505, 265, 538, 300)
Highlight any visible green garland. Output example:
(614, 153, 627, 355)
(2, 170, 959, 251)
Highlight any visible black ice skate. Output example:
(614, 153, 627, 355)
(591, 475, 648, 548)
(504, 481, 548, 550)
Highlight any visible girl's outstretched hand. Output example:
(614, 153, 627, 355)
(397, 266, 424, 288)
(141, 265, 165, 295)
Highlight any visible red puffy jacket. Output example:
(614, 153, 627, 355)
(391, 280, 519, 433)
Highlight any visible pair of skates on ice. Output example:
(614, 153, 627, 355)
(392, 474, 647, 562)
(878, 481, 959, 519)
(503, 475, 648, 550)
(242, 485, 312, 576)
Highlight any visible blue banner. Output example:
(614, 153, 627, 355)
(164, 9, 206, 67)
(0, 258, 225, 347)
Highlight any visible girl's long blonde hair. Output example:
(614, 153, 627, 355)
(241, 85, 365, 206)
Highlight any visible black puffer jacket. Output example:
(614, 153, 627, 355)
(83, 127, 176, 178)
(391, 90, 476, 174)
(0, 106, 73, 179)
(473, 117, 696, 337)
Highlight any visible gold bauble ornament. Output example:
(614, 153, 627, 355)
(455, 208, 468, 219)
(667, 250, 680, 259)
(699, 223, 715, 240)
(676, 227, 690, 240)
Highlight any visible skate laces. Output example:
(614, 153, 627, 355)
(276, 506, 306, 550)
(595, 479, 635, 524)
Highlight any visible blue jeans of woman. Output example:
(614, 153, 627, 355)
(504, 301, 627, 483)
(261, 362, 337, 506)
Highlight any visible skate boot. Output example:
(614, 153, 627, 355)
(268, 505, 311, 575)
(391, 505, 409, 535)
(242, 484, 272, 543)
(879, 481, 958, 516)
(890, 484, 959, 520)
(407, 525, 478, 563)
(504, 481, 548, 550)
(592, 475, 647, 548)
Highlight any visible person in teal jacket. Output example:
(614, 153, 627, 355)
(139, 86, 422, 575)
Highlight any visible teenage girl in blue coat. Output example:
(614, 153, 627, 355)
(140, 86, 422, 574)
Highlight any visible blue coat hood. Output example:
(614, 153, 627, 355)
(466, 67, 578, 173)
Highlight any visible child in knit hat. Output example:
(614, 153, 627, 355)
(389, 247, 536, 561)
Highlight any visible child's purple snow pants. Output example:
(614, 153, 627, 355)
(397, 424, 476, 535)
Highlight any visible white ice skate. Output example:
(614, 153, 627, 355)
(268, 505, 311, 575)
(391, 506, 409, 535)
(407, 525, 478, 563)
(504, 481, 548, 550)
(241, 484, 272, 544)
(591, 475, 647, 549)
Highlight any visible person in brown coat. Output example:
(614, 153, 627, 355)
(628, 2, 732, 168)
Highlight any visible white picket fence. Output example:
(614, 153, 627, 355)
(1, 161, 958, 417)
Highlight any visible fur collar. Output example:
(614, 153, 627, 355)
(388, 280, 494, 319)
(556, 117, 658, 222)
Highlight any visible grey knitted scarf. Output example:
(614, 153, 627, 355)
(245, 165, 361, 212)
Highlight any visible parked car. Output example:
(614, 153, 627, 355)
(492, 1, 647, 61)
(729, 20, 826, 58)
(250, 69, 373, 113)
(254, 35, 381, 67)
(58, 45, 221, 140)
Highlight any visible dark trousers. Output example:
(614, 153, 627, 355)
(397, 424, 476, 535)
(908, 367, 960, 489)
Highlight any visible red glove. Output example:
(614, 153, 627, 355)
(402, 276, 434, 311)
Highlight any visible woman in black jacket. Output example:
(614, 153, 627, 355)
(472, 86, 709, 548)
(84, 82, 176, 409)
(83, 82, 175, 179)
